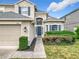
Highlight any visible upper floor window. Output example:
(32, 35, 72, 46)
(36, 18, 43, 25)
(19, 7, 30, 16)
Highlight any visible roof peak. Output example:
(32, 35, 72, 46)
(0, 0, 35, 5)
(20, 0, 27, 1)
(16, 0, 35, 5)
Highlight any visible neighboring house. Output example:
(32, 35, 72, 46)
(64, 9, 79, 31)
(0, 0, 78, 47)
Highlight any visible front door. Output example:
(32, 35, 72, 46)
(36, 26, 42, 36)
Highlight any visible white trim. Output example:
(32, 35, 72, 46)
(35, 17, 44, 37)
(45, 23, 64, 32)
(0, 22, 21, 24)
(35, 17, 43, 25)
(19, 7, 31, 17)
(35, 16, 43, 19)
(0, 18, 32, 21)
(0, 46, 18, 49)
(15, 0, 35, 6)
(35, 12, 47, 14)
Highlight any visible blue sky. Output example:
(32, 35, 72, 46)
(31, 0, 79, 18)
(0, 0, 79, 18)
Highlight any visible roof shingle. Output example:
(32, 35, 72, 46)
(0, 12, 29, 18)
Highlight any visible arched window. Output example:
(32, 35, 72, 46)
(36, 18, 43, 25)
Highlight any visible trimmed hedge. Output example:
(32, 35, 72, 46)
(75, 27, 79, 39)
(43, 31, 75, 44)
(43, 36, 75, 44)
(45, 30, 75, 36)
(19, 36, 28, 50)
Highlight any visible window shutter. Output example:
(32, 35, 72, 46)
(19, 7, 21, 14)
(28, 7, 30, 16)
(59, 25, 61, 31)
(50, 25, 52, 31)
(46, 25, 48, 32)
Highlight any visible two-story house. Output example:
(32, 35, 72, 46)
(0, 0, 79, 47)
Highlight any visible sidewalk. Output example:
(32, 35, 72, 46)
(10, 38, 46, 59)
(0, 49, 16, 59)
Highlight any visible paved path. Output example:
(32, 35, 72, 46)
(33, 38, 46, 58)
(0, 38, 46, 59)
(10, 38, 46, 59)
(0, 49, 16, 59)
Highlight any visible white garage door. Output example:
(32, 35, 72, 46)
(0, 25, 21, 46)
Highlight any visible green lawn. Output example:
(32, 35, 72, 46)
(44, 40, 79, 59)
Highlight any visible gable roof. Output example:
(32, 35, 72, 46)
(47, 16, 60, 20)
(0, 12, 29, 18)
(0, 0, 35, 5)
(59, 8, 79, 19)
(46, 16, 65, 22)
(16, 0, 35, 5)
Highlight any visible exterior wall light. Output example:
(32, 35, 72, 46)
(24, 26, 27, 32)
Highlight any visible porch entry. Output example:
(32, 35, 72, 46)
(35, 17, 43, 37)
(36, 26, 42, 36)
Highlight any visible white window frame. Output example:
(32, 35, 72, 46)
(19, 7, 30, 16)
(45, 23, 64, 32)
(21, 7, 28, 16)
(49, 25, 61, 31)
(36, 18, 43, 25)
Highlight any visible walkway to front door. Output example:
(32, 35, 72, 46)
(9, 38, 46, 59)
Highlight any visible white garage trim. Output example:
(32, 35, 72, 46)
(0, 21, 21, 24)
(0, 46, 18, 49)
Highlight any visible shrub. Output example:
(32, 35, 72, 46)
(45, 30, 75, 36)
(43, 36, 75, 44)
(19, 36, 28, 50)
(43, 30, 75, 44)
(75, 27, 79, 39)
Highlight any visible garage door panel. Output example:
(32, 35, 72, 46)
(0, 41, 19, 46)
(0, 25, 21, 46)
(0, 36, 19, 41)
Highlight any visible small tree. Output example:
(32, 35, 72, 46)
(19, 36, 28, 50)
(75, 27, 79, 39)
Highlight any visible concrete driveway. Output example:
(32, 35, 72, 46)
(0, 46, 17, 59)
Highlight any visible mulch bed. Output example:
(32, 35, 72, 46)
(27, 38, 37, 51)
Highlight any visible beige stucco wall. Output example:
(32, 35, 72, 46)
(0, 21, 21, 24)
(15, 1, 35, 19)
(65, 10, 79, 31)
(35, 12, 47, 37)
(47, 17, 65, 21)
(0, 5, 15, 12)
(0, 1, 35, 19)
(0, 6, 5, 12)
(28, 22, 35, 45)
(5, 5, 15, 12)
(44, 22, 64, 32)
(21, 21, 35, 45)
(0, 1, 36, 46)
(0, 20, 35, 46)
(35, 12, 47, 21)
